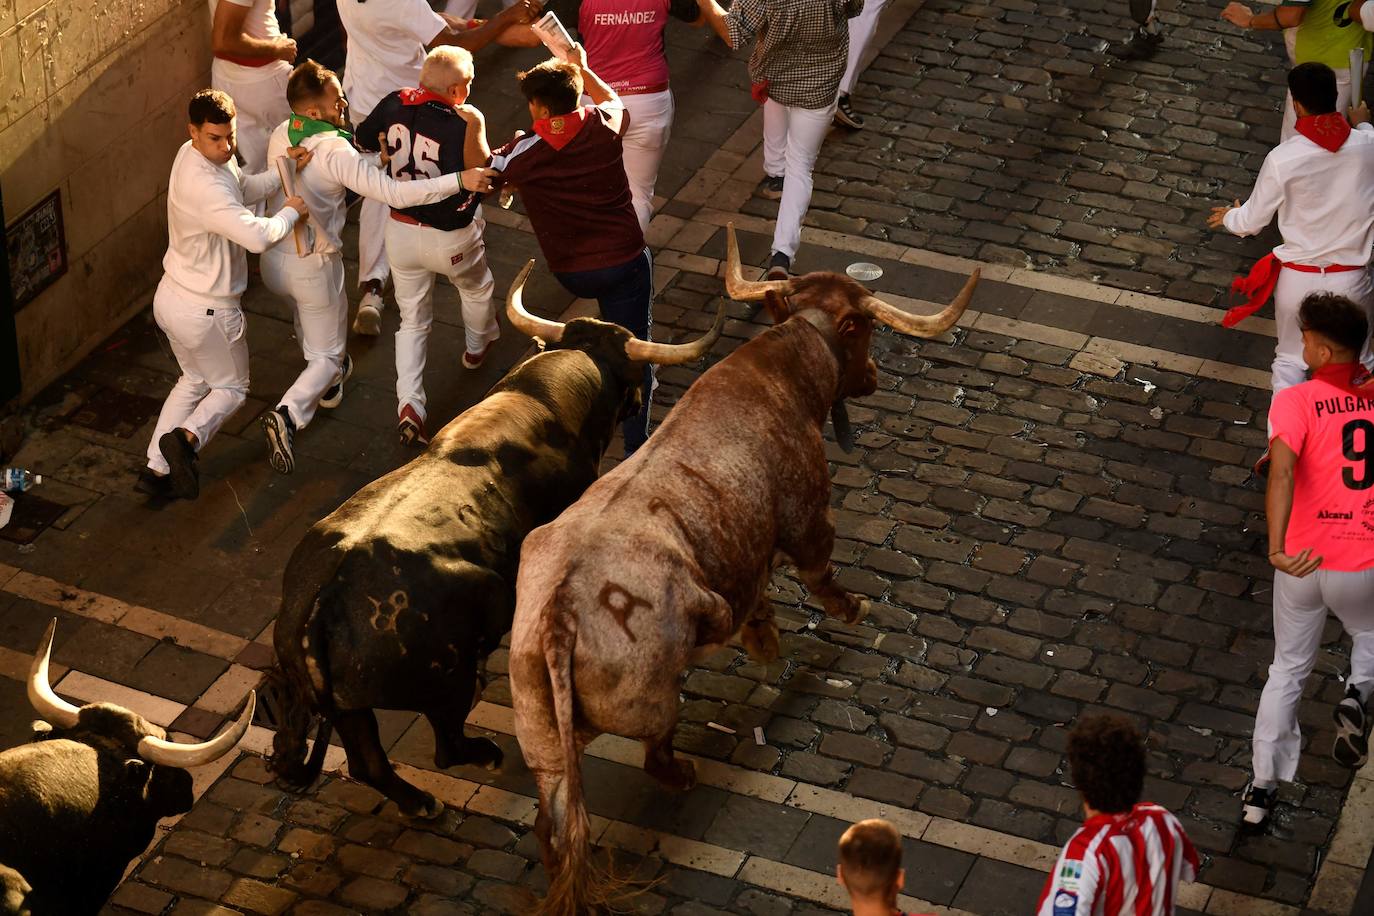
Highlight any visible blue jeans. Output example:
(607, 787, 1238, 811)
(554, 248, 654, 453)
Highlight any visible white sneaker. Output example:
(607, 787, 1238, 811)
(353, 291, 383, 336)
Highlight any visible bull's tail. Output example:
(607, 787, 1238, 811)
(536, 609, 631, 915)
(266, 593, 334, 791)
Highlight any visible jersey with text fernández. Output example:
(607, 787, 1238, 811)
(1270, 362, 1374, 571)
(545, 0, 701, 94)
(357, 89, 481, 232)
(1287, 0, 1374, 70)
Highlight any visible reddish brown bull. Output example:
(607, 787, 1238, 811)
(509, 225, 978, 914)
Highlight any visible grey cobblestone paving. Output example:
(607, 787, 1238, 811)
(783, 0, 1291, 306)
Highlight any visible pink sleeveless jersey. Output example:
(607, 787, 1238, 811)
(1269, 362, 1374, 571)
(580, 0, 674, 93)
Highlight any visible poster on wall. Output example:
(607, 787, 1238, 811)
(6, 189, 66, 312)
(0, 182, 22, 405)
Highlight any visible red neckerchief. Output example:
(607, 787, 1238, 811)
(1312, 361, 1364, 390)
(533, 105, 592, 150)
(1295, 112, 1351, 152)
(399, 87, 453, 108)
(1223, 252, 1281, 328)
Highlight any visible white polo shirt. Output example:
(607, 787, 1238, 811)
(336, 0, 449, 118)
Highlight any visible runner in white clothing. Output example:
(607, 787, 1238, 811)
(1209, 63, 1374, 423)
(138, 90, 308, 502)
(258, 60, 499, 474)
(336, 0, 541, 337)
(210, 0, 296, 173)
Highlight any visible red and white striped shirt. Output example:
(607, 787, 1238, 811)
(1036, 803, 1199, 916)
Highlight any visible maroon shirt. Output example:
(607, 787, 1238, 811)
(490, 102, 645, 274)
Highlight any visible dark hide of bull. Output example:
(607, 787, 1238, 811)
(268, 318, 643, 818)
(0, 705, 194, 914)
(509, 270, 970, 915)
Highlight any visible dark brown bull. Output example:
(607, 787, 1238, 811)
(509, 225, 978, 914)
(1, 621, 254, 914)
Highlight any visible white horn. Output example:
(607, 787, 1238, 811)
(725, 223, 792, 302)
(623, 300, 726, 365)
(29, 619, 80, 729)
(137, 691, 256, 769)
(858, 269, 979, 338)
(506, 260, 566, 344)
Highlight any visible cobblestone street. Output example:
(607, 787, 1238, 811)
(3, 0, 1374, 914)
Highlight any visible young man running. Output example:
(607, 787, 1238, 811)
(356, 47, 503, 447)
(259, 60, 497, 470)
(139, 90, 307, 500)
(1241, 293, 1374, 831)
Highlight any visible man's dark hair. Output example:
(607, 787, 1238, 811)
(517, 60, 583, 116)
(188, 89, 236, 126)
(288, 59, 338, 111)
(1067, 715, 1145, 815)
(1289, 62, 1338, 115)
(1300, 292, 1370, 354)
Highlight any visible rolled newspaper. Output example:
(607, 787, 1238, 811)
(1352, 47, 1365, 110)
(531, 11, 576, 61)
(276, 156, 310, 258)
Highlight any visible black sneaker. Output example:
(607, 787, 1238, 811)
(262, 406, 296, 475)
(1240, 781, 1276, 832)
(1334, 684, 1370, 768)
(1109, 27, 1163, 61)
(758, 175, 785, 200)
(835, 94, 865, 130)
(319, 354, 353, 409)
(766, 251, 791, 282)
(133, 467, 174, 498)
(158, 429, 200, 500)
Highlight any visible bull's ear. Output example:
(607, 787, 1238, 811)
(763, 288, 790, 324)
(29, 720, 52, 740)
(836, 314, 864, 339)
(125, 758, 149, 782)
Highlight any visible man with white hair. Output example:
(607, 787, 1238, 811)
(356, 47, 502, 447)
(209, 0, 296, 173)
(258, 59, 499, 473)
(336, 0, 540, 337)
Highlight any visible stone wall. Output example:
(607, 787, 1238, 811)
(1, 0, 211, 403)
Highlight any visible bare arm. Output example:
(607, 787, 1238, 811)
(569, 42, 617, 106)
(1266, 439, 1323, 576)
(211, 0, 296, 61)
(1220, 2, 1305, 30)
(457, 106, 491, 168)
(430, 0, 543, 51)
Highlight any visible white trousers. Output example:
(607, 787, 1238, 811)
(622, 90, 675, 231)
(1281, 69, 1353, 143)
(762, 99, 836, 260)
(1253, 567, 1374, 786)
(352, 106, 391, 289)
(1271, 266, 1374, 395)
(212, 60, 292, 175)
(839, 0, 887, 95)
(386, 217, 499, 419)
(147, 279, 250, 473)
(261, 248, 348, 430)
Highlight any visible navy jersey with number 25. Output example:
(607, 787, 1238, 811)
(357, 88, 481, 231)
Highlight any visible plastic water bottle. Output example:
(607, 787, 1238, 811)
(1, 468, 41, 494)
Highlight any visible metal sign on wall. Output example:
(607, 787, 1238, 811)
(6, 189, 66, 312)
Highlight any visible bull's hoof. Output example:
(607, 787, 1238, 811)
(741, 619, 780, 664)
(851, 598, 872, 624)
(650, 756, 697, 792)
(401, 792, 445, 820)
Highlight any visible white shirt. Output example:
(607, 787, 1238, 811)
(336, 0, 448, 118)
(263, 121, 466, 255)
(1224, 123, 1374, 266)
(209, 0, 291, 83)
(162, 141, 298, 304)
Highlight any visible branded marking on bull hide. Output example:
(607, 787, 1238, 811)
(449, 446, 490, 466)
(598, 583, 649, 642)
(367, 590, 409, 634)
(647, 497, 692, 540)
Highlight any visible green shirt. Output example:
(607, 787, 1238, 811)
(1289, 0, 1374, 70)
